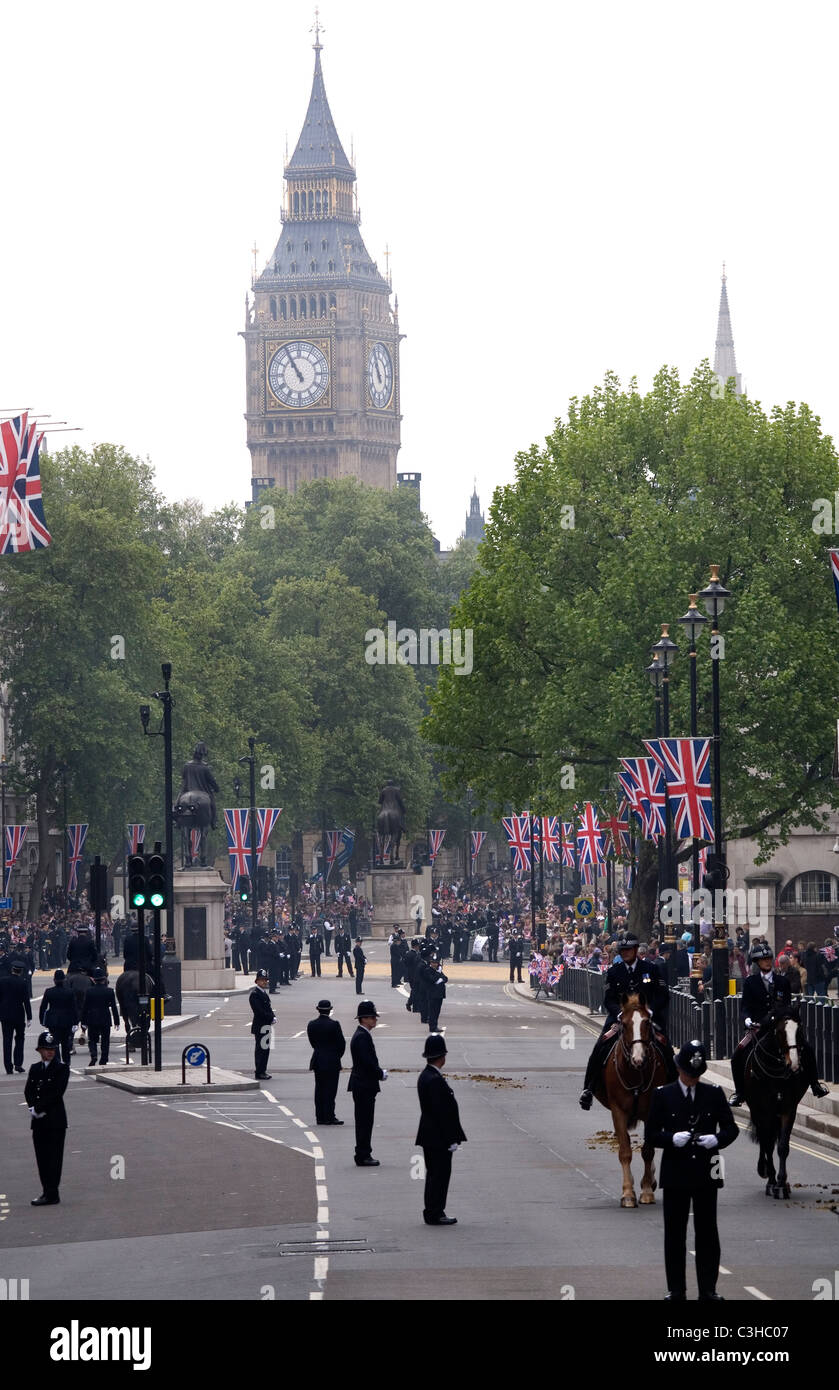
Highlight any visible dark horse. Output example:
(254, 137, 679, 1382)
(376, 780, 406, 866)
(115, 970, 156, 1051)
(175, 741, 219, 867)
(742, 1006, 808, 1199)
(597, 992, 669, 1208)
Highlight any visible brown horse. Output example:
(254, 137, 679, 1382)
(596, 991, 669, 1208)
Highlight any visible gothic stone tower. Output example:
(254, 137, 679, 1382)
(243, 31, 401, 499)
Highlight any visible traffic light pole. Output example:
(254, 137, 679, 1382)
(248, 738, 258, 944)
(153, 906, 162, 1070)
(136, 902, 149, 1066)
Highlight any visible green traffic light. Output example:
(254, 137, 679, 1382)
(131, 891, 147, 907)
(149, 891, 165, 908)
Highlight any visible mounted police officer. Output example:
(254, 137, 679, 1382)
(730, 943, 829, 1105)
(646, 1039, 738, 1301)
(580, 932, 674, 1110)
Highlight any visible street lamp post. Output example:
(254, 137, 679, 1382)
(238, 738, 259, 944)
(697, 564, 732, 1002)
(646, 650, 676, 984)
(677, 594, 709, 997)
(0, 758, 7, 906)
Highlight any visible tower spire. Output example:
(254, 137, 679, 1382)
(714, 264, 742, 396)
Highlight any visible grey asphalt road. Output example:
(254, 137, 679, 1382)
(4, 943, 838, 1301)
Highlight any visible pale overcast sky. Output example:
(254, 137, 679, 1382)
(2, 0, 837, 547)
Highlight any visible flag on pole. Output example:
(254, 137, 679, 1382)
(5, 825, 28, 895)
(643, 738, 714, 842)
(65, 823, 88, 895)
(189, 828, 202, 861)
(501, 815, 535, 873)
(126, 823, 145, 855)
(224, 808, 251, 891)
(619, 758, 666, 839)
(324, 830, 343, 881)
(541, 816, 562, 863)
(604, 801, 631, 858)
(576, 803, 604, 864)
(561, 821, 575, 867)
(428, 829, 446, 863)
(335, 827, 355, 870)
(580, 861, 595, 885)
(256, 808, 283, 864)
(470, 830, 487, 864)
(830, 551, 839, 616)
(0, 413, 52, 553)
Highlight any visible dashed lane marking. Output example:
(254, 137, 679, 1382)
(744, 1286, 771, 1300)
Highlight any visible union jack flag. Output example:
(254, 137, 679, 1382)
(470, 830, 487, 864)
(625, 862, 635, 893)
(501, 815, 535, 873)
(617, 771, 640, 811)
(619, 758, 666, 839)
(698, 844, 708, 881)
(831, 551, 839, 617)
(580, 860, 595, 885)
(126, 824, 145, 856)
(190, 829, 202, 861)
(335, 826, 355, 870)
(65, 823, 88, 894)
(5, 824, 28, 895)
(541, 816, 561, 863)
(324, 830, 343, 881)
(548, 962, 560, 987)
(561, 821, 575, 867)
(0, 414, 51, 553)
(224, 808, 252, 891)
(577, 803, 604, 864)
(428, 829, 446, 863)
(256, 808, 283, 864)
(644, 738, 714, 841)
(604, 800, 631, 858)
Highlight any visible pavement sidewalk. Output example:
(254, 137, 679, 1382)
(513, 981, 839, 1154)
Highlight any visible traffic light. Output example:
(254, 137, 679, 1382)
(89, 860, 108, 912)
(239, 875, 251, 902)
(128, 853, 147, 909)
(701, 852, 729, 896)
(146, 850, 167, 909)
(257, 865, 269, 902)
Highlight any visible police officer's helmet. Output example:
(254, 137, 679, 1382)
(675, 1039, 707, 1076)
(749, 943, 773, 963)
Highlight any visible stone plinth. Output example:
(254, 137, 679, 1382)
(173, 867, 235, 991)
(370, 865, 433, 938)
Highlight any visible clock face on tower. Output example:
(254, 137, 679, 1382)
(267, 340, 330, 408)
(367, 342, 394, 410)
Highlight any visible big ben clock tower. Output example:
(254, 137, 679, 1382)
(243, 22, 402, 499)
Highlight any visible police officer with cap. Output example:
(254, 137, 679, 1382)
(307, 999, 346, 1124)
(348, 1000, 386, 1165)
(416, 1033, 466, 1225)
(249, 970, 275, 1080)
(730, 943, 828, 1104)
(24, 1031, 70, 1205)
(79, 969, 120, 1066)
(645, 1039, 738, 1301)
(0, 962, 32, 1073)
(580, 931, 673, 1108)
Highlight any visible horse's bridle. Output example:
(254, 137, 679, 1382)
(612, 1017, 658, 1093)
(750, 1020, 802, 1082)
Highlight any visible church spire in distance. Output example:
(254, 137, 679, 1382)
(286, 8, 354, 177)
(713, 263, 742, 396)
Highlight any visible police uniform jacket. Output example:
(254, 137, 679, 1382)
(416, 1064, 467, 1149)
(66, 936, 97, 971)
(334, 931, 351, 954)
(307, 1015, 346, 1072)
(402, 950, 420, 984)
(509, 937, 524, 963)
(353, 944, 366, 971)
(24, 1058, 69, 1131)
(347, 1025, 384, 1095)
(603, 957, 668, 1025)
(422, 962, 447, 999)
(248, 986, 276, 1035)
(740, 971, 792, 1026)
(80, 984, 120, 1029)
(645, 1080, 738, 1188)
(0, 975, 32, 1024)
(307, 933, 323, 958)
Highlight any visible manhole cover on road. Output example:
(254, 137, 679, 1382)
(272, 1239, 374, 1256)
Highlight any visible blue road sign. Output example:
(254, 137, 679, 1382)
(575, 896, 595, 919)
(185, 1044, 207, 1068)
(0, 898, 12, 910)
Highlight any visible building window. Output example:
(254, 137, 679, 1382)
(329, 294, 336, 309)
(290, 297, 297, 319)
(270, 296, 277, 321)
(321, 239, 327, 252)
(290, 261, 297, 273)
(328, 420, 335, 433)
(293, 193, 299, 215)
(319, 294, 326, 316)
(780, 871, 839, 908)
(310, 261, 316, 272)
(287, 241, 293, 252)
(307, 419, 314, 433)
(328, 260, 335, 272)
(300, 297, 307, 318)
(304, 240, 310, 254)
(280, 297, 287, 319)
(309, 295, 317, 316)
(324, 190, 330, 214)
(275, 845, 291, 879)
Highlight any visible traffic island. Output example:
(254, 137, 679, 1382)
(91, 1066, 260, 1094)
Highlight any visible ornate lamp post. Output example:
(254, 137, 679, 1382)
(697, 565, 732, 1001)
(645, 650, 676, 983)
(677, 595, 709, 997)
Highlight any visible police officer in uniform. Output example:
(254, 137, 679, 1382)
(334, 926, 354, 978)
(645, 1040, 738, 1301)
(353, 938, 366, 995)
(508, 931, 524, 983)
(249, 970, 275, 1079)
(348, 1000, 386, 1165)
(424, 955, 448, 1032)
(416, 1033, 467, 1225)
(730, 943, 828, 1104)
(38, 970, 77, 1066)
(79, 970, 120, 1065)
(307, 999, 346, 1124)
(0, 962, 31, 1073)
(402, 939, 422, 1011)
(579, 932, 674, 1109)
(25, 1032, 70, 1205)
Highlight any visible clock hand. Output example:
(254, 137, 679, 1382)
(287, 353, 304, 383)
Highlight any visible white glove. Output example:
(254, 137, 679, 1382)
(381, 1069, 388, 1080)
(448, 1143, 459, 1152)
(696, 1134, 718, 1150)
(672, 1131, 692, 1148)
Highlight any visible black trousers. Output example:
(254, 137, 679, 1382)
(314, 1066, 340, 1122)
(509, 960, 523, 982)
(2, 1018, 25, 1071)
(662, 1186, 720, 1295)
(427, 997, 443, 1031)
(310, 956, 322, 977)
(88, 1024, 112, 1063)
(336, 950, 353, 977)
(254, 1034, 271, 1077)
(324, 935, 332, 956)
(487, 942, 498, 961)
(352, 1090, 376, 1159)
(423, 1146, 453, 1220)
(33, 1126, 66, 1201)
(49, 1026, 73, 1066)
(355, 966, 365, 995)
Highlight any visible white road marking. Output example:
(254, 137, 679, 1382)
(279, 1105, 293, 1116)
(312, 1146, 323, 1159)
(317, 1205, 329, 1224)
(315, 1166, 326, 1181)
(314, 1257, 328, 1281)
(304, 1131, 318, 1143)
(292, 1116, 306, 1128)
(744, 1286, 771, 1300)
(316, 1184, 328, 1202)
(261, 1090, 278, 1103)
(291, 1030, 306, 1038)
(309, 1291, 324, 1300)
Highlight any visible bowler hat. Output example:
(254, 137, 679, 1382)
(36, 1031, 57, 1050)
(356, 999, 378, 1019)
(316, 999, 332, 1012)
(423, 1033, 447, 1059)
(675, 1039, 707, 1076)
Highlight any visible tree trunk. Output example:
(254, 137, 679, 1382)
(27, 754, 57, 921)
(629, 839, 659, 940)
